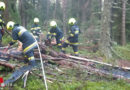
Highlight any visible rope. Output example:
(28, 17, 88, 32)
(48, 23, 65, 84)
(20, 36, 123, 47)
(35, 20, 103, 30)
(35, 38, 48, 90)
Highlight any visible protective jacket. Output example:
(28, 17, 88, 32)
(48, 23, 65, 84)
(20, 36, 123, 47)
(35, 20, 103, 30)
(10, 25, 37, 54)
(0, 15, 5, 41)
(67, 24, 80, 43)
(61, 24, 80, 56)
(31, 24, 41, 41)
(47, 27, 63, 45)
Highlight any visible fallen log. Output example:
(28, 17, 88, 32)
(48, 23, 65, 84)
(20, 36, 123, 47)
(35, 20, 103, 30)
(68, 55, 130, 70)
(80, 64, 130, 83)
(0, 60, 16, 69)
(1, 45, 130, 83)
(63, 58, 130, 82)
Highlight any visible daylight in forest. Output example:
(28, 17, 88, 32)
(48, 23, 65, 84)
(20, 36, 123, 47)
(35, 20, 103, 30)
(0, 0, 130, 90)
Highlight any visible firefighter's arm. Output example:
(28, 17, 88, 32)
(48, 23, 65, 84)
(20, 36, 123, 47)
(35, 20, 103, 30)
(47, 32, 52, 40)
(37, 27, 41, 34)
(0, 19, 5, 26)
(69, 28, 75, 37)
(31, 26, 35, 31)
(9, 30, 18, 46)
(70, 27, 79, 37)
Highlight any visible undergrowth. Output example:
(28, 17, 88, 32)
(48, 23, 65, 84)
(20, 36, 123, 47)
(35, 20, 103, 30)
(1, 66, 130, 90)
(114, 44, 130, 60)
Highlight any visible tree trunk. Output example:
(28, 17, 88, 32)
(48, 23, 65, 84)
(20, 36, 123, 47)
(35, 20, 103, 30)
(3, 0, 10, 23)
(81, 0, 90, 32)
(62, 0, 67, 37)
(53, 0, 57, 19)
(46, 0, 50, 20)
(19, 0, 25, 26)
(77, 0, 80, 19)
(100, 0, 112, 59)
(121, 0, 126, 46)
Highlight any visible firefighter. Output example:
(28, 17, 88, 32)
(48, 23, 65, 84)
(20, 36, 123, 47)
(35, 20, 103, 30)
(0, 1, 5, 14)
(47, 20, 63, 48)
(62, 18, 80, 56)
(0, 2, 5, 46)
(31, 17, 42, 42)
(7, 21, 37, 67)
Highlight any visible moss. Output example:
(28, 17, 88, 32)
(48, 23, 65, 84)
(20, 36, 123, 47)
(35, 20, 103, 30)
(114, 44, 130, 60)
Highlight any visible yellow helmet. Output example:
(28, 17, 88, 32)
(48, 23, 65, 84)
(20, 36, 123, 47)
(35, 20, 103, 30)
(6, 21, 15, 30)
(68, 18, 76, 25)
(50, 21, 57, 27)
(34, 17, 39, 23)
(0, 2, 5, 10)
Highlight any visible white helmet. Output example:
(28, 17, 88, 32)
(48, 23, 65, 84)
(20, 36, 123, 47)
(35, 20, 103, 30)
(50, 21, 57, 27)
(34, 17, 39, 23)
(68, 18, 76, 25)
(6, 21, 15, 30)
(0, 2, 5, 10)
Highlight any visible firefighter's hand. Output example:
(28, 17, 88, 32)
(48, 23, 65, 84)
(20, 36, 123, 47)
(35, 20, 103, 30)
(7, 44, 10, 48)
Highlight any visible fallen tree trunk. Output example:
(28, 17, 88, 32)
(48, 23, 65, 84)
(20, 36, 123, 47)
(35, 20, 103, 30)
(68, 55, 130, 70)
(1, 45, 130, 82)
(59, 58, 130, 83)
(0, 60, 16, 69)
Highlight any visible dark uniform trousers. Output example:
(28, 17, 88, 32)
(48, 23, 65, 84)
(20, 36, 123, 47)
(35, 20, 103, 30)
(62, 25, 80, 56)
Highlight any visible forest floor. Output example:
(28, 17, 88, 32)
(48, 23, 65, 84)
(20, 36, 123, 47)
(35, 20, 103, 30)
(0, 42, 130, 90)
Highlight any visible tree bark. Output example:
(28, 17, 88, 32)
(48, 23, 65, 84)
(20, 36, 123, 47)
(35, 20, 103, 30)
(46, 0, 50, 20)
(121, 0, 126, 46)
(3, 0, 10, 23)
(53, 0, 57, 19)
(81, 0, 90, 32)
(62, 0, 67, 37)
(100, 0, 113, 59)
(19, 0, 25, 26)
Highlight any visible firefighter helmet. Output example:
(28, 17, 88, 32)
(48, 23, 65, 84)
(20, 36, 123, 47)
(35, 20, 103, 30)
(0, 2, 5, 10)
(6, 21, 15, 30)
(50, 21, 57, 27)
(68, 18, 76, 25)
(34, 18, 39, 23)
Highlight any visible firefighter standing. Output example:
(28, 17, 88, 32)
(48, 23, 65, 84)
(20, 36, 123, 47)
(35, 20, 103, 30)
(47, 21, 63, 48)
(62, 18, 80, 56)
(0, 2, 5, 46)
(7, 21, 37, 67)
(31, 17, 42, 42)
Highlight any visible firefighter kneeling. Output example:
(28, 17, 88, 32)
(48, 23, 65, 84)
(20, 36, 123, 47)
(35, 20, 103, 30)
(47, 20, 64, 48)
(62, 18, 80, 56)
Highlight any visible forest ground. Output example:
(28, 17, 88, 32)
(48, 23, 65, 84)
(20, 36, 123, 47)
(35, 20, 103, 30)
(0, 34, 130, 90)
